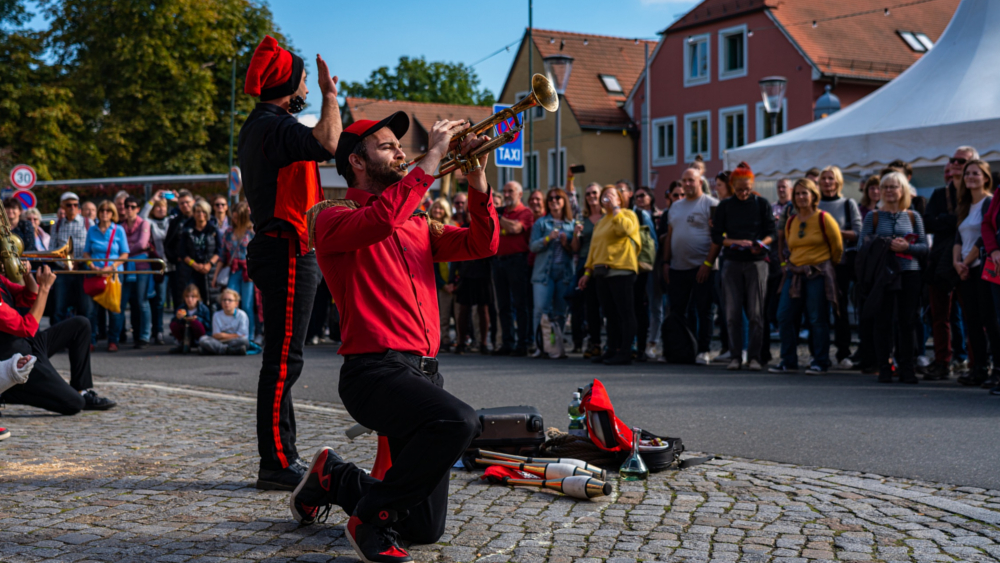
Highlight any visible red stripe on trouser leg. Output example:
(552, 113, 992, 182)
(271, 245, 297, 468)
(371, 435, 392, 480)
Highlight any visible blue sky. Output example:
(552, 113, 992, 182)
(26, 0, 698, 115)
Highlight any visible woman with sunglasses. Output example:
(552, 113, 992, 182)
(528, 188, 576, 358)
(570, 183, 605, 357)
(770, 179, 843, 374)
(210, 194, 230, 232)
(858, 172, 928, 384)
(82, 201, 129, 353)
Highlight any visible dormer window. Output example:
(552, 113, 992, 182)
(600, 74, 623, 94)
(898, 30, 933, 52)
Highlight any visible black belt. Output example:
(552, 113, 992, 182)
(345, 350, 439, 375)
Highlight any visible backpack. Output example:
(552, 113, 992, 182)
(661, 312, 697, 364)
(636, 224, 656, 272)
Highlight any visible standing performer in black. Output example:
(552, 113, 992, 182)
(237, 35, 340, 490)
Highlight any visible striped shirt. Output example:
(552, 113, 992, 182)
(858, 210, 928, 272)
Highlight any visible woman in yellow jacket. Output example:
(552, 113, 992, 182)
(578, 185, 640, 365)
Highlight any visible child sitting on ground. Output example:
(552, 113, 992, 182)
(198, 288, 250, 356)
(169, 284, 212, 354)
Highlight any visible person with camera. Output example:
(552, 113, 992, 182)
(0, 260, 116, 414)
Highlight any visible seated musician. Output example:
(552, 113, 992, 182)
(0, 262, 116, 415)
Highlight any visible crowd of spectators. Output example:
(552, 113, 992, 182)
(3, 144, 999, 399)
(425, 146, 1000, 396)
(4, 188, 275, 356)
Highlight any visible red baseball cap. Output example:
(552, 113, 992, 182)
(335, 112, 410, 175)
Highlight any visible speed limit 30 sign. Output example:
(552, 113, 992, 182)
(10, 164, 37, 190)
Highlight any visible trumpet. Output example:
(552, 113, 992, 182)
(7, 238, 166, 277)
(403, 73, 559, 179)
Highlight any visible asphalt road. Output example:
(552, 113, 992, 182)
(55, 342, 1000, 490)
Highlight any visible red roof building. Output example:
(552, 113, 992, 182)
(627, 0, 959, 194)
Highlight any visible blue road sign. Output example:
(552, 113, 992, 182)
(492, 104, 524, 169)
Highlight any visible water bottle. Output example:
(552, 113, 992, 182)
(568, 391, 586, 436)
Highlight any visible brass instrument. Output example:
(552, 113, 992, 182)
(403, 73, 559, 179)
(0, 198, 29, 284)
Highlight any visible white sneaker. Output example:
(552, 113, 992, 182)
(742, 350, 748, 363)
(727, 359, 742, 371)
(530, 348, 543, 358)
(656, 355, 667, 363)
(695, 352, 712, 365)
(714, 351, 732, 363)
(916, 355, 932, 368)
(748, 359, 762, 371)
(838, 358, 854, 370)
(645, 342, 658, 359)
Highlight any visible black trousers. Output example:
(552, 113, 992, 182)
(570, 265, 601, 349)
(634, 272, 650, 349)
(874, 271, 922, 380)
(307, 276, 332, 341)
(247, 235, 319, 471)
(668, 268, 715, 353)
(0, 317, 92, 415)
(319, 351, 478, 543)
(596, 273, 636, 358)
(958, 266, 1000, 373)
(832, 261, 855, 361)
(493, 252, 531, 351)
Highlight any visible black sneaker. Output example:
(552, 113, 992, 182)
(257, 462, 306, 491)
(491, 347, 512, 356)
(923, 362, 952, 381)
(81, 389, 117, 411)
(134, 340, 149, 350)
(346, 513, 412, 563)
(805, 363, 827, 375)
(768, 362, 797, 374)
(226, 344, 248, 356)
(510, 348, 528, 357)
(290, 447, 344, 525)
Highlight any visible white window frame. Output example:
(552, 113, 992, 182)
(683, 33, 711, 87)
(684, 111, 711, 163)
(600, 74, 623, 94)
(755, 99, 788, 141)
(718, 24, 748, 80)
(516, 90, 545, 121)
(523, 151, 540, 190)
(718, 104, 748, 159)
(651, 116, 677, 167)
(547, 147, 567, 188)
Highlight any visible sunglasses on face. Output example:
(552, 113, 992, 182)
(214, 203, 227, 208)
(548, 196, 564, 202)
(950, 157, 968, 165)
(126, 204, 139, 209)
(64, 202, 79, 208)
(670, 193, 683, 199)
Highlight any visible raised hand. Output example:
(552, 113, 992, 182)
(316, 54, 338, 98)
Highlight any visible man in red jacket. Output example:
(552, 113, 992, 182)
(289, 113, 498, 563)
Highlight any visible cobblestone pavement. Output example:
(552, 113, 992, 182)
(2, 381, 999, 563)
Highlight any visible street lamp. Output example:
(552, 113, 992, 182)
(814, 84, 841, 120)
(543, 54, 573, 187)
(758, 76, 787, 138)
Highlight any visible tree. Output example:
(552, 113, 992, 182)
(342, 56, 495, 107)
(36, 0, 291, 177)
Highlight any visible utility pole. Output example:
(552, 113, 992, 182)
(228, 57, 236, 170)
(527, 0, 533, 191)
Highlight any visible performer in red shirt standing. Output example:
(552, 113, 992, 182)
(237, 36, 341, 490)
(288, 114, 498, 563)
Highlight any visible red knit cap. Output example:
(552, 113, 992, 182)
(730, 161, 755, 182)
(244, 36, 303, 99)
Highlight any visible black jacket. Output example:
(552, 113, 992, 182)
(856, 236, 901, 319)
(164, 214, 193, 264)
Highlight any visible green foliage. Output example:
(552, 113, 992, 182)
(342, 56, 495, 107)
(0, 0, 290, 181)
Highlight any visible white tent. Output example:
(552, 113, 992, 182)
(725, 0, 1000, 178)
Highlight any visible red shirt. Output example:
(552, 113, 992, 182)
(314, 168, 499, 356)
(0, 276, 39, 338)
(498, 203, 534, 255)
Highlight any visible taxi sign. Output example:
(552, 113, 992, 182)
(492, 104, 524, 169)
